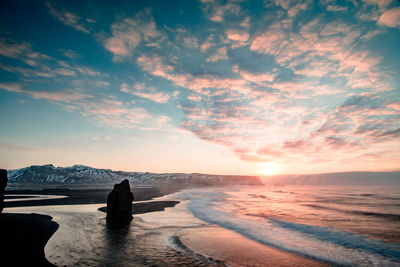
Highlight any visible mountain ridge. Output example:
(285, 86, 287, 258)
(7, 164, 264, 187)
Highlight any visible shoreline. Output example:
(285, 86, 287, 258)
(3, 188, 334, 267)
(1, 187, 183, 267)
(4, 186, 181, 208)
(176, 225, 332, 267)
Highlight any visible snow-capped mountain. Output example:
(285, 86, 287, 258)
(7, 164, 264, 186)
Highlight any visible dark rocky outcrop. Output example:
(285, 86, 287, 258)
(0, 213, 59, 266)
(106, 179, 134, 228)
(0, 169, 7, 213)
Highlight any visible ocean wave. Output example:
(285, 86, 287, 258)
(304, 204, 400, 221)
(178, 188, 400, 267)
(166, 234, 227, 266)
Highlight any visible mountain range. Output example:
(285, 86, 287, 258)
(7, 164, 264, 187)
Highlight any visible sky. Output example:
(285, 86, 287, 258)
(0, 0, 399, 175)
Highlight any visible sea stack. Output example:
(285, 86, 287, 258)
(106, 179, 134, 228)
(0, 169, 7, 214)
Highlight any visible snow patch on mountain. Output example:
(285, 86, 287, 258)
(7, 164, 264, 187)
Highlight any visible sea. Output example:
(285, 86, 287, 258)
(6, 185, 400, 266)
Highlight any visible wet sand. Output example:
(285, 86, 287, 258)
(179, 225, 332, 267)
(2, 188, 333, 267)
(4, 187, 180, 208)
(1, 187, 182, 267)
(98, 200, 181, 214)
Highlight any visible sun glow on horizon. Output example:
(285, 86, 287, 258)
(258, 162, 279, 176)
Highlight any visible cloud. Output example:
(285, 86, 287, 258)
(378, 7, 400, 28)
(240, 17, 250, 28)
(76, 67, 101, 76)
(200, 0, 242, 22)
(272, 0, 311, 17)
(362, 0, 393, 9)
(0, 38, 107, 98)
(54, 68, 76, 76)
(326, 5, 349, 12)
(183, 37, 199, 49)
(105, 9, 162, 61)
(0, 38, 51, 67)
(105, 24, 141, 60)
(206, 46, 229, 62)
(0, 82, 23, 93)
(250, 27, 288, 55)
(3, 0, 398, 171)
(120, 83, 170, 103)
(46, 2, 90, 34)
(200, 34, 216, 52)
(137, 55, 249, 94)
(225, 29, 250, 42)
(0, 82, 92, 101)
(0, 82, 154, 130)
(76, 98, 152, 128)
(249, 17, 392, 93)
(234, 66, 276, 85)
(0, 142, 40, 152)
(0, 39, 31, 59)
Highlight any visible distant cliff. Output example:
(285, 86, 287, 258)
(264, 171, 400, 186)
(7, 164, 264, 187)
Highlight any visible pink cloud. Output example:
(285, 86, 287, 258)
(200, 0, 242, 22)
(0, 39, 31, 59)
(326, 5, 348, 12)
(0, 82, 92, 102)
(363, 0, 393, 9)
(272, 0, 311, 17)
(388, 102, 400, 111)
(78, 100, 152, 128)
(54, 68, 76, 76)
(226, 29, 250, 42)
(240, 17, 250, 28)
(137, 55, 249, 94)
(200, 34, 216, 52)
(183, 37, 199, 49)
(378, 7, 400, 28)
(206, 46, 229, 62)
(105, 27, 141, 60)
(30, 90, 91, 102)
(105, 9, 161, 61)
(0, 82, 23, 93)
(120, 82, 170, 103)
(239, 70, 276, 84)
(250, 18, 391, 94)
(250, 27, 288, 55)
(76, 67, 101, 76)
(46, 2, 89, 34)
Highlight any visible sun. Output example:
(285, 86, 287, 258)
(258, 162, 278, 176)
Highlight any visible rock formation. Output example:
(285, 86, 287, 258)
(0, 169, 7, 214)
(0, 213, 59, 266)
(106, 179, 134, 228)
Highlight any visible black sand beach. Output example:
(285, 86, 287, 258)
(4, 186, 181, 208)
(2, 187, 335, 267)
(1, 187, 182, 266)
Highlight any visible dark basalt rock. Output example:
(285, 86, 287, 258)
(106, 179, 134, 228)
(0, 213, 59, 266)
(0, 169, 7, 214)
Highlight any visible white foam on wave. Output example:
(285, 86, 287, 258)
(177, 188, 400, 267)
